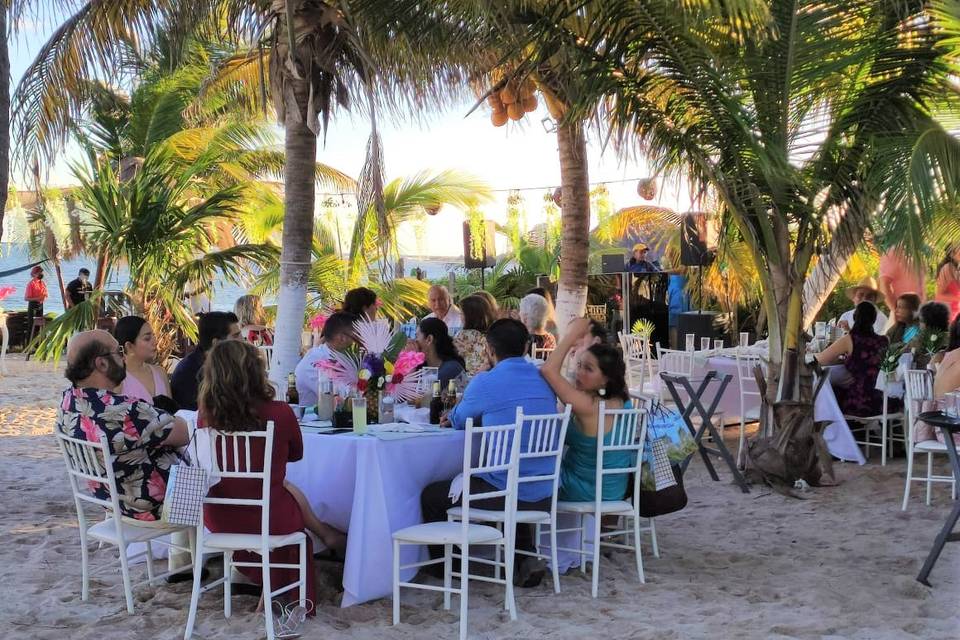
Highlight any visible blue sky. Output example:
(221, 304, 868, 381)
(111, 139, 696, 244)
(7, 17, 693, 257)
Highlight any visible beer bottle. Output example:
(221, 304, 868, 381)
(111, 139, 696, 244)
(429, 381, 443, 424)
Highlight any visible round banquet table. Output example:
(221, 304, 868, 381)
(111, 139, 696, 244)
(286, 429, 465, 606)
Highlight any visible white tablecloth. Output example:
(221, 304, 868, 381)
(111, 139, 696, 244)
(286, 430, 465, 606)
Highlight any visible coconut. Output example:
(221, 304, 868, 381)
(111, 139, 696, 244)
(486, 93, 503, 108)
(491, 111, 508, 127)
(507, 103, 524, 121)
(520, 79, 536, 98)
(500, 84, 518, 104)
(637, 178, 657, 200)
(521, 95, 538, 112)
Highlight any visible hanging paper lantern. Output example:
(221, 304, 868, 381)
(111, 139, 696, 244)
(637, 178, 657, 200)
(552, 187, 562, 206)
(426, 204, 442, 216)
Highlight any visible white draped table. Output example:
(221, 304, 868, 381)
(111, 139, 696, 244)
(286, 430, 465, 606)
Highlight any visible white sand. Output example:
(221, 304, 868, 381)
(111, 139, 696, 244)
(1, 354, 958, 639)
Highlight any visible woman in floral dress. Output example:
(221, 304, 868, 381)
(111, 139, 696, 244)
(453, 294, 497, 375)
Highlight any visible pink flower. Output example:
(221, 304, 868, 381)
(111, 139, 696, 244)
(393, 351, 425, 376)
(122, 415, 140, 440)
(80, 416, 100, 442)
(309, 314, 328, 330)
(147, 470, 166, 502)
(0, 286, 15, 302)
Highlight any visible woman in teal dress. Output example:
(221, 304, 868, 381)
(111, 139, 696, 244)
(540, 317, 634, 502)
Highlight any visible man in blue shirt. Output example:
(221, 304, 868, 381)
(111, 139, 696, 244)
(420, 319, 559, 588)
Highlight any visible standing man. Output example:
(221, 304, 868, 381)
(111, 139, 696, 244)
(423, 285, 463, 331)
(24, 266, 48, 327)
(626, 243, 661, 273)
(65, 268, 94, 308)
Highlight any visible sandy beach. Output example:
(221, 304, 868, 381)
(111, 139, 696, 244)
(1, 354, 958, 640)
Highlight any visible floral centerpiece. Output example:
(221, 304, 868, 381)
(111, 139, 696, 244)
(314, 318, 426, 422)
(879, 341, 906, 375)
(912, 327, 946, 369)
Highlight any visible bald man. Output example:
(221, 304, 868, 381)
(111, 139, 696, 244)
(424, 285, 463, 331)
(57, 330, 189, 522)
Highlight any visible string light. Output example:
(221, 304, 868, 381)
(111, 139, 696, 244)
(312, 176, 651, 199)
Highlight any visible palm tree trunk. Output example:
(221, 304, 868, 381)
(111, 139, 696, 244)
(271, 110, 318, 383)
(0, 7, 9, 244)
(553, 121, 590, 337)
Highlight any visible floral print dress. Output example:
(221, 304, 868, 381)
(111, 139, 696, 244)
(454, 328, 488, 375)
(56, 387, 178, 521)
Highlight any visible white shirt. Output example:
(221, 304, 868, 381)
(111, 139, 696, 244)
(838, 305, 888, 336)
(425, 306, 463, 332)
(294, 345, 331, 406)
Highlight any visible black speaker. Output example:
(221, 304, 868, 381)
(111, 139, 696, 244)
(463, 220, 497, 269)
(677, 311, 721, 346)
(680, 214, 712, 266)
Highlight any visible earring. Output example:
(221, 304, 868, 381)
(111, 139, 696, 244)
(598, 387, 606, 397)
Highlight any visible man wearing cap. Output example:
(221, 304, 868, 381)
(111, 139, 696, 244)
(66, 268, 94, 308)
(838, 276, 888, 334)
(627, 243, 661, 273)
(24, 266, 48, 327)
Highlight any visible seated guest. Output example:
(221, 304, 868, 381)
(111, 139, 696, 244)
(838, 277, 888, 334)
(453, 294, 496, 375)
(886, 293, 921, 346)
(541, 318, 634, 501)
(171, 311, 241, 411)
(57, 330, 189, 521)
(520, 293, 558, 352)
(342, 286, 378, 320)
(816, 301, 890, 416)
(294, 311, 357, 406)
(424, 285, 463, 331)
(113, 315, 172, 403)
(198, 341, 344, 611)
(234, 294, 273, 346)
(626, 243, 661, 273)
(526, 287, 558, 336)
(910, 301, 951, 368)
(415, 318, 466, 386)
(934, 314, 960, 399)
(473, 290, 500, 318)
(421, 319, 560, 587)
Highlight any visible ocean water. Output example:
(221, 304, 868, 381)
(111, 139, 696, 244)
(0, 243, 461, 314)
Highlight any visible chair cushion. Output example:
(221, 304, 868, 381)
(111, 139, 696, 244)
(203, 531, 306, 551)
(556, 500, 633, 515)
(914, 440, 951, 453)
(446, 506, 550, 524)
(88, 518, 188, 544)
(392, 522, 502, 545)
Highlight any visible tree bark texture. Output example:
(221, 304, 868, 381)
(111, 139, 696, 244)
(553, 121, 590, 337)
(0, 8, 9, 243)
(271, 108, 318, 383)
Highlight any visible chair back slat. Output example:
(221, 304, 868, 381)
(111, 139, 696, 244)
(656, 345, 694, 377)
(517, 405, 572, 484)
(594, 403, 649, 490)
(461, 417, 523, 507)
(55, 429, 125, 518)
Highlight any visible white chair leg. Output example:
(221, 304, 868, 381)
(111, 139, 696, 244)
(443, 543, 452, 611)
(881, 415, 888, 466)
(79, 528, 90, 602)
(633, 513, 645, 584)
(504, 537, 517, 621)
(737, 417, 746, 469)
(578, 514, 587, 574)
(117, 545, 136, 614)
(392, 540, 401, 625)
(223, 551, 233, 618)
(591, 513, 602, 598)
(262, 552, 274, 640)
(926, 453, 933, 506)
(459, 543, 470, 640)
(649, 518, 660, 558)
(183, 540, 205, 640)
(494, 524, 502, 582)
(549, 518, 561, 594)
(901, 449, 914, 511)
(145, 540, 155, 584)
(299, 539, 307, 609)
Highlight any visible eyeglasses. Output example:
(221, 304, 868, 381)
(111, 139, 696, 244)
(96, 346, 125, 359)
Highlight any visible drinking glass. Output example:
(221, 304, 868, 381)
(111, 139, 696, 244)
(945, 392, 960, 419)
(685, 334, 696, 352)
(352, 396, 368, 435)
(814, 321, 827, 339)
(714, 339, 724, 351)
(700, 337, 711, 351)
(739, 332, 750, 348)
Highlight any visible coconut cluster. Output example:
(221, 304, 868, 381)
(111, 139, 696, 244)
(488, 78, 538, 126)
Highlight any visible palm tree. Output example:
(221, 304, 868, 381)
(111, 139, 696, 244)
(515, 0, 960, 404)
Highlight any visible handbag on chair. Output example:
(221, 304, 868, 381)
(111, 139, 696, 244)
(637, 403, 693, 517)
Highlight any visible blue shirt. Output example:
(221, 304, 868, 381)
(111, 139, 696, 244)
(667, 274, 691, 326)
(448, 357, 559, 501)
(170, 349, 205, 411)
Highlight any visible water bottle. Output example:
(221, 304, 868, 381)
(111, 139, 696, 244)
(380, 394, 395, 423)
